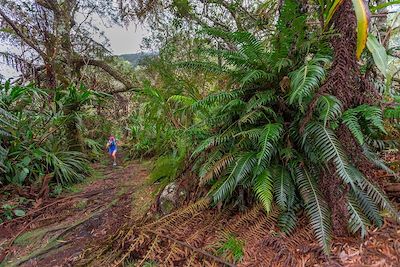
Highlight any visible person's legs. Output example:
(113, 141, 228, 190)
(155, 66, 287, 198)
(112, 150, 117, 165)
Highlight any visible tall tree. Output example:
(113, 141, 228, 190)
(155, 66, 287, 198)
(0, 0, 137, 92)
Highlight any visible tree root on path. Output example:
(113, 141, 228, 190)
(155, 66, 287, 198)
(1, 206, 107, 266)
(0, 186, 117, 228)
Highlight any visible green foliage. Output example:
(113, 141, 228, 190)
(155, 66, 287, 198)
(0, 82, 94, 186)
(289, 56, 330, 110)
(1, 204, 25, 222)
(176, 9, 399, 253)
(217, 235, 245, 263)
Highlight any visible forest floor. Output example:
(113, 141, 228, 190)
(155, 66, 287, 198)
(0, 156, 156, 267)
(0, 154, 399, 266)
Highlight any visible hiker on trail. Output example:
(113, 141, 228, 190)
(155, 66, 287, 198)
(106, 136, 117, 166)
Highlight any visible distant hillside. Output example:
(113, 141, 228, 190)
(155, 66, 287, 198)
(119, 52, 156, 67)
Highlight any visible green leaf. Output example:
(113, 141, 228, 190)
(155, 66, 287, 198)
(254, 170, 273, 213)
(366, 35, 388, 77)
(370, 0, 400, 12)
(13, 209, 26, 217)
(351, 0, 371, 59)
(256, 123, 283, 167)
(296, 166, 332, 254)
(213, 152, 257, 203)
(324, 0, 345, 29)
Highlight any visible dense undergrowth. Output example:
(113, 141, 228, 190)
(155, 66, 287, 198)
(0, 82, 111, 187)
(124, 0, 400, 254)
(1, 0, 400, 258)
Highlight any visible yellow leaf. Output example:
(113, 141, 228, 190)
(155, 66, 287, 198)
(324, 0, 345, 30)
(351, 0, 371, 59)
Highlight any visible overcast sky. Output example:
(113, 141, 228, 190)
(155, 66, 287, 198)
(0, 22, 149, 79)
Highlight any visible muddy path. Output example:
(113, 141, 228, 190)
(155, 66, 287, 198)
(0, 159, 155, 267)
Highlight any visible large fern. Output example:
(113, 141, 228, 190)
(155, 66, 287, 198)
(172, 0, 399, 255)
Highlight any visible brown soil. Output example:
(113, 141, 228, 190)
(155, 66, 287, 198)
(0, 160, 155, 267)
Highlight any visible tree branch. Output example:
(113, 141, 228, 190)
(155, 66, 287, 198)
(0, 8, 46, 59)
(76, 58, 140, 92)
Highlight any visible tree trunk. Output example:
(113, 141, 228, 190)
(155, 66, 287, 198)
(316, 0, 381, 236)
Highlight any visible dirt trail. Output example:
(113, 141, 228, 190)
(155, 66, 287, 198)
(0, 160, 154, 267)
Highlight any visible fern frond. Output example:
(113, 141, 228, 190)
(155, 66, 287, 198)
(342, 109, 364, 145)
(246, 91, 276, 112)
(213, 152, 257, 203)
(361, 145, 399, 182)
(256, 123, 283, 166)
(278, 209, 298, 235)
(295, 166, 332, 254)
(167, 95, 196, 107)
(193, 89, 245, 109)
(273, 166, 296, 210)
(288, 56, 329, 109)
(304, 122, 355, 187)
(199, 150, 223, 180)
(238, 110, 266, 125)
(191, 132, 232, 157)
(351, 186, 383, 227)
(348, 191, 371, 238)
(176, 61, 230, 75)
(254, 170, 274, 213)
(356, 173, 399, 220)
(201, 153, 236, 185)
(316, 95, 342, 127)
(237, 70, 274, 87)
(346, 105, 386, 134)
(384, 106, 400, 119)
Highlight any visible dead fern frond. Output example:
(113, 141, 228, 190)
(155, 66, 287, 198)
(146, 198, 211, 229)
(201, 154, 236, 185)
